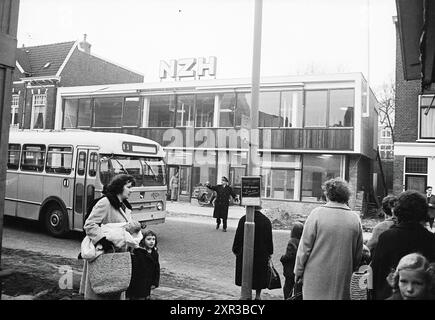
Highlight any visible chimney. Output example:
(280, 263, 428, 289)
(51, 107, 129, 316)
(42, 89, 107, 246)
(79, 34, 91, 54)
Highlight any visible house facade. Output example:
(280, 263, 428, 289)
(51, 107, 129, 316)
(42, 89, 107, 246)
(393, 15, 435, 194)
(10, 36, 144, 130)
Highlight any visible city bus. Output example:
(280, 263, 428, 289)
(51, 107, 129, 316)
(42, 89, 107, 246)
(5, 129, 167, 237)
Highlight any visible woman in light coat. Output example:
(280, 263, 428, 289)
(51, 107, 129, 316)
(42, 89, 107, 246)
(294, 178, 363, 300)
(79, 174, 138, 300)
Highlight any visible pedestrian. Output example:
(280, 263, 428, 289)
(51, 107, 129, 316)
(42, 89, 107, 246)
(205, 176, 239, 232)
(294, 177, 364, 300)
(79, 174, 137, 300)
(371, 190, 435, 300)
(350, 244, 372, 300)
(127, 230, 160, 300)
(386, 253, 435, 300)
(366, 195, 398, 256)
(426, 186, 435, 229)
(169, 171, 179, 202)
(280, 222, 304, 300)
(232, 206, 273, 300)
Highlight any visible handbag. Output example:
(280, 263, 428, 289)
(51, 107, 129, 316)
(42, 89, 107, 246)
(267, 258, 282, 290)
(88, 250, 132, 295)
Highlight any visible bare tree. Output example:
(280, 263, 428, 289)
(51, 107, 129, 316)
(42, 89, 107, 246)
(376, 79, 395, 142)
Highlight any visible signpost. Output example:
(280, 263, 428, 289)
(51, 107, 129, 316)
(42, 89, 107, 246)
(241, 176, 261, 206)
(240, 0, 263, 300)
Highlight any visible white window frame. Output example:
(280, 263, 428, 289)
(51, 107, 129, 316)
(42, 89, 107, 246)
(379, 144, 394, 159)
(10, 94, 19, 127)
(418, 94, 435, 140)
(381, 128, 392, 138)
(31, 94, 47, 129)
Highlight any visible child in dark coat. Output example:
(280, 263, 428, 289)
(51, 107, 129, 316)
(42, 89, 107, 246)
(280, 222, 304, 299)
(127, 230, 160, 300)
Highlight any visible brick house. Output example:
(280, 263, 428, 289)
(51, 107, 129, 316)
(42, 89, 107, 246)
(10, 36, 144, 130)
(393, 10, 435, 194)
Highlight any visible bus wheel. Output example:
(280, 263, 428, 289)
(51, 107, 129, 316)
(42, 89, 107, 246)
(44, 204, 69, 237)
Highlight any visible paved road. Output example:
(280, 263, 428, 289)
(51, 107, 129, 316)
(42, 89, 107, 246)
(2, 215, 289, 299)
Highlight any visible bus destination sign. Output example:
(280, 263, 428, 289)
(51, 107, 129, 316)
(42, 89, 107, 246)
(241, 176, 261, 206)
(122, 142, 157, 154)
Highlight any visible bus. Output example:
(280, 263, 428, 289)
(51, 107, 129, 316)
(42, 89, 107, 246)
(5, 129, 167, 237)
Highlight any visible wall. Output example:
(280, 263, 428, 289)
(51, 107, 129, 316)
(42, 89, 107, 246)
(394, 21, 421, 143)
(60, 49, 143, 87)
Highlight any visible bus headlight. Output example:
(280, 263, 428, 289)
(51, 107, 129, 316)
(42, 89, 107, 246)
(156, 202, 163, 211)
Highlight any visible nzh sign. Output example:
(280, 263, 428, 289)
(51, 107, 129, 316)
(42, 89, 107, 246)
(159, 56, 217, 80)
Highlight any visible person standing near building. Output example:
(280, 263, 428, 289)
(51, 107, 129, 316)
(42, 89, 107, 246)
(426, 186, 435, 229)
(294, 178, 363, 300)
(232, 206, 273, 300)
(169, 171, 179, 202)
(205, 176, 239, 232)
(371, 190, 435, 300)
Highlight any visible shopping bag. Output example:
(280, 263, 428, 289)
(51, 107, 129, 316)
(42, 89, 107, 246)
(267, 259, 282, 290)
(88, 251, 132, 295)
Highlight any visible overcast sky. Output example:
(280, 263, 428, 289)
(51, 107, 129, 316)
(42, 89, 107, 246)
(16, 0, 397, 91)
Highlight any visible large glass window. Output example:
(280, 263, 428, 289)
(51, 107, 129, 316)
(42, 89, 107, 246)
(78, 98, 92, 127)
(195, 94, 214, 127)
(148, 95, 175, 127)
(21, 144, 46, 172)
(123, 97, 141, 126)
(235, 93, 251, 127)
(305, 91, 327, 127)
(218, 93, 236, 127)
(280, 91, 303, 128)
(302, 154, 343, 202)
(420, 95, 435, 138)
(259, 92, 281, 127)
(63, 99, 78, 128)
(93, 97, 123, 127)
(192, 150, 216, 187)
(31, 94, 47, 129)
(329, 89, 354, 127)
(176, 95, 195, 127)
(46, 146, 73, 174)
(261, 154, 301, 200)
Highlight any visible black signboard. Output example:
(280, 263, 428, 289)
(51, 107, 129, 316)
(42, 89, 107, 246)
(241, 176, 261, 206)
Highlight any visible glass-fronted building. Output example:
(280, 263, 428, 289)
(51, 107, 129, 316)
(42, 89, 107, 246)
(54, 73, 378, 213)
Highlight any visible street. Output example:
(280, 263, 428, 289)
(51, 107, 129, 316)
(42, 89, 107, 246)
(2, 214, 289, 299)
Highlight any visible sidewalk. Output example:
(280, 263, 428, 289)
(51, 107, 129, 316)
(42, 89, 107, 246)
(0, 247, 240, 300)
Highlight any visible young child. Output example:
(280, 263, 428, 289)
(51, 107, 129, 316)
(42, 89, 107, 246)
(127, 230, 160, 300)
(386, 253, 435, 300)
(350, 244, 372, 300)
(280, 222, 303, 300)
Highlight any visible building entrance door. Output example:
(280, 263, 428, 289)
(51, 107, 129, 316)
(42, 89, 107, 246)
(229, 165, 246, 204)
(168, 165, 192, 201)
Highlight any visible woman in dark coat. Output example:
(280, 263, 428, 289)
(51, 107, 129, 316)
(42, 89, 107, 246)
(232, 208, 273, 300)
(206, 176, 239, 232)
(371, 190, 435, 300)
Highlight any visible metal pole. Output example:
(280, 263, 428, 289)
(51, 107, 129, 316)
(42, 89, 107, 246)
(241, 0, 262, 300)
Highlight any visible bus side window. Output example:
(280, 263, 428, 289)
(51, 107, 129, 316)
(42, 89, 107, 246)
(46, 146, 73, 174)
(21, 144, 46, 172)
(89, 153, 98, 177)
(7, 144, 21, 170)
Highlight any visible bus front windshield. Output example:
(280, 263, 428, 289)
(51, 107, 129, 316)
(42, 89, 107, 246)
(99, 154, 166, 187)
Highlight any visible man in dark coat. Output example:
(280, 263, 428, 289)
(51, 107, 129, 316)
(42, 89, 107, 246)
(426, 186, 435, 229)
(232, 208, 273, 300)
(371, 190, 435, 300)
(206, 176, 239, 232)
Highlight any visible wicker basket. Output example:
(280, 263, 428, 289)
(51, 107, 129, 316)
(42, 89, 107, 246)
(88, 252, 132, 295)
